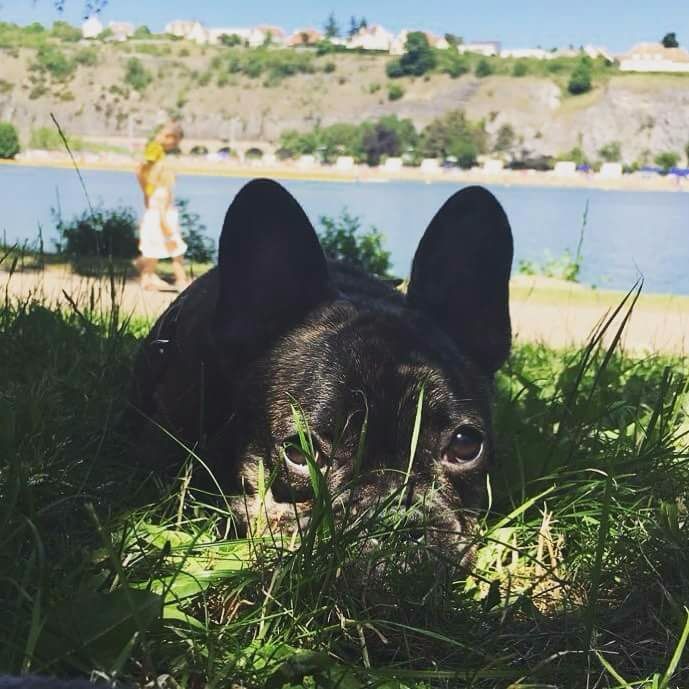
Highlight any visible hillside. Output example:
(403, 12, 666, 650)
(2, 38, 689, 164)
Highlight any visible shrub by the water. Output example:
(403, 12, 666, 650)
(54, 206, 139, 266)
(655, 150, 680, 173)
(29, 126, 83, 151)
(318, 210, 391, 278)
(176, 197, 216, 264)
(0, 122, 20, 159)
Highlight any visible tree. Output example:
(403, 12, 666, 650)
(51, 20, 81, 42)
(386, 31, 437, 78)
(422, 110, 486, 166)
(568, 60, 592, 95)
(133, 25, 152, 39)
(494, 124, 515, 152)
(124, 57, 152, 92)
(324, 11, 340, 39)
(0, 122, 20, 159)
(655, 151, 680, 172)
(685, 141, 689, 166)
(362, 122, 401, 166)
(598, 141, 621, 162)
(661, 32, 679, 48)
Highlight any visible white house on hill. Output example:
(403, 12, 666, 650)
(458, 41, 501, 56)
(81, 15, 103, 39)
(349, 25, 394, 51)
(619, 42, 689, 73)
(108, 21, 135, 41)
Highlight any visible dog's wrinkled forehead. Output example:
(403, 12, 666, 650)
(268, 306, 490, 442)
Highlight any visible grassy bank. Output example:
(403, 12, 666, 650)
(1, 285, 688, 688)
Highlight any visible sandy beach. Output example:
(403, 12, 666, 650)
(3, 154, 688, 193)
(2, 268, 687, 355)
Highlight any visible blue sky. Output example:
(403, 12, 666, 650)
(2, 0, 688, 52)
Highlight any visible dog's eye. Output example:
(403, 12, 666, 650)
(282, 436, 319, 468)
(444, 426, 484, 464)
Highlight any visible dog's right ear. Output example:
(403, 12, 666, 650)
(214, 179, 329, 359)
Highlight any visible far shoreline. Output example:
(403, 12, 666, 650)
(2, 156, 688, 194)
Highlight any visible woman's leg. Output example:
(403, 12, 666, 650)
(138, 257, 160, 289)
(171, 255, 188, 289)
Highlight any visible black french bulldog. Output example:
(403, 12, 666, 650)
(130, 178, 513, 565)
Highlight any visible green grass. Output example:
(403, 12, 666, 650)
(0, 274, 688, 687)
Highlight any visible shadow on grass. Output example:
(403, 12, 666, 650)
(0, 284, 687, 688)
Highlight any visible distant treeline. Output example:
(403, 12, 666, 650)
(278, 111, 488, 168)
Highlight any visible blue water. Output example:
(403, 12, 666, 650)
(1, 165, 688, 295)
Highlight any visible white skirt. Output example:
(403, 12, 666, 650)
(139, 206, 188, 259)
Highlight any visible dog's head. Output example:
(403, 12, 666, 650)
(207, 179, 512, 572)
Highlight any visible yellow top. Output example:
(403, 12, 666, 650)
(142, 141, 166, 197)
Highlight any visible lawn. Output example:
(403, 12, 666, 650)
(1, 283, 688, 688)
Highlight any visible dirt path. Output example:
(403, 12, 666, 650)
(2, 269, 687, 355)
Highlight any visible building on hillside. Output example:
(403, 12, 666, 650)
(164, 20, 197, 38)
(187, 22, 210, 44)
(457, 41, 501, 56)
(501, 48, 548, 59)
(287, 28, 323, 47)
(81, 16, 103, 39)
(431, 34, 450, 50)
(390, 30, 410, 55)
(348, 24, 394, 51)
(256, 25, 287, 46)
(164, 19, 210, 43)
(390, 29, 449, 55)
(584, 45, 615, 62)
(107, 21, 135, 41)
(619, 42, 689, 72)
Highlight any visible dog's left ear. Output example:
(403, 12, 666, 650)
(213, 178, 330, 360)
(407, 186, 513, 375)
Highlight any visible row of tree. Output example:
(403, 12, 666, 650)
(278, 110, 487, 168)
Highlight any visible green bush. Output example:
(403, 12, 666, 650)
(439, 53, 470, 78)
(279, 116, 418, 165)
(29, 127, 83, 151)
(74, 47, 99, 67)
(318, 210, 391, 277)
(567, 60, 592, 94)
(421, 109, 487, 162)
(475, 58, 494, 78)
(0, 122, 20, 159)
(124, 57, 153, 92)
(598, 141, 621, 162)
(33, 45, 75, 80)
(387, 82, 404, 101)
(50, 20, 81, 42)
(512, 60, 529, 76)
(215, 48, 316, 84)
(494, 123, 516, 152)
(386, 31, 437, 78)
(655, 151, 680, 172)
(133, 25, 152, 39)
(54, 206, 139, 265)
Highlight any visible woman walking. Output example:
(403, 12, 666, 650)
(134, 121, 189, 291)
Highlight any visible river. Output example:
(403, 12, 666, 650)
(1, 165, 688, 295)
